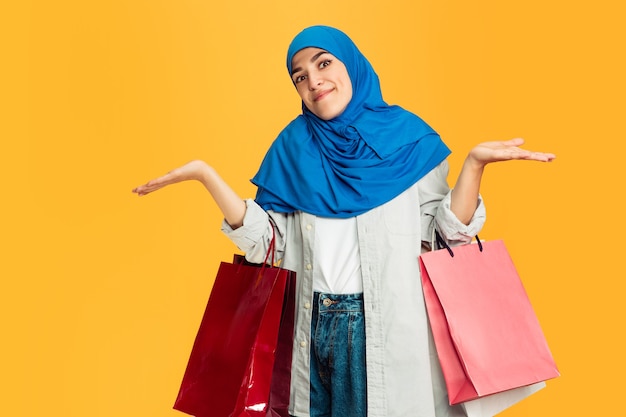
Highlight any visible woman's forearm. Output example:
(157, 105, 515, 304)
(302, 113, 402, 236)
(449, 138, 555, 225)
(198, 164, 247, 229)
(450, 156, 484, 225)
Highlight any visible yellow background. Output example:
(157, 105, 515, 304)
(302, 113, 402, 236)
(2, 0, 624, 415)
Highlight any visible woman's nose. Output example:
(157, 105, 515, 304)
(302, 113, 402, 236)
(308, 73, 323, 90)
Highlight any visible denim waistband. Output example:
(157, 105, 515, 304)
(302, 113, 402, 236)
(313, 292, 364, 313)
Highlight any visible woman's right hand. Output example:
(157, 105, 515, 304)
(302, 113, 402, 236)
(132, 160, 211, 196)
(132, 160, 247, 228)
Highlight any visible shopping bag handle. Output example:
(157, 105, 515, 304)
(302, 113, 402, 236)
(263, 218, 277, 266)
(435, 230, 483, 258)
(234, 220, 278, 270)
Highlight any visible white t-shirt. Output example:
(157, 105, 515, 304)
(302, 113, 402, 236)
(312, 216, 363, 294)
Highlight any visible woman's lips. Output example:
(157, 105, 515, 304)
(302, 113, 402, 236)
(314, 89, 333, 101)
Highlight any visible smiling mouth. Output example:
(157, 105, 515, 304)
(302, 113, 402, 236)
(314, 89, 333, 101)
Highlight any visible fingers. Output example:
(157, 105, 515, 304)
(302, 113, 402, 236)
(132, 184, 157, 196)
(509, 150, 556, 162)
(527, 151, 556, 162)
(502, 137, 525, 147)
(132, 174, 172, 196)
(499, 139, 555, 162)
(131, 164, 197, 196)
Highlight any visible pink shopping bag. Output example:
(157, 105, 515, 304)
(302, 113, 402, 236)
(419, 236, 559, 405)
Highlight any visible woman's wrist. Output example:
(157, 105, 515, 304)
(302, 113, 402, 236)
(463, 154, 486, 176)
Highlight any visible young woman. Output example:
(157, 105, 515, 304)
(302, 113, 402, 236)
(133, 25, 554, 417)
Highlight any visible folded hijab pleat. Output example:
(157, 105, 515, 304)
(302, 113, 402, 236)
(252, 25, 450, 218)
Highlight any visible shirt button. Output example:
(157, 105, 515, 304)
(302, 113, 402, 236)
(306, 224, 312, 231)
(300, 341, 307, 347)
(304, 302, 311, 309)
(306, 263, 312, 270)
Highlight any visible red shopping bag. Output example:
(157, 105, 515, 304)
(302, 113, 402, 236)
(173, 243, 295, 417)
(419, 234, 559, 405)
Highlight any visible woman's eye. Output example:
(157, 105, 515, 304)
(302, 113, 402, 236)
(294, 75, 307, 83)
(319, 59, 332, 69)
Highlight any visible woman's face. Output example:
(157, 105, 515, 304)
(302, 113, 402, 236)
(290, 47, 353, 121)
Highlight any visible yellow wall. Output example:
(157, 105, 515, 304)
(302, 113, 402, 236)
(2, 1, 623, 415)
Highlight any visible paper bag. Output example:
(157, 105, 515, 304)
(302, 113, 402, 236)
(419, 238, 559, 406)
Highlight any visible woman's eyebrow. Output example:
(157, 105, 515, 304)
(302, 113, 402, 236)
(291, 50, 330, 76)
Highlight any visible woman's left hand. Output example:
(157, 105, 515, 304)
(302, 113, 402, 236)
(450, 138, 555, 224)
(467, 138, 555, 168)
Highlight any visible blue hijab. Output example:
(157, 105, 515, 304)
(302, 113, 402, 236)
(252, 25, 450, 218)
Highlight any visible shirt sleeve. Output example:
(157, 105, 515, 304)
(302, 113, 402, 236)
(221, 199, 273, 263)
(418, 160, 486, 249)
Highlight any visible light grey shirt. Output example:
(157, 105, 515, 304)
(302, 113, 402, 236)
(222, 160, 486, 417)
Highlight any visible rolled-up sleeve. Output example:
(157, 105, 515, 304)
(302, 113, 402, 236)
(221, 199, 272, 263)
(434, 191, 485, 243)
(418, 160, 486, 248)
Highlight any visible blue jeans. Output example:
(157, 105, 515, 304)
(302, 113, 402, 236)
(309, 292, 367, 417)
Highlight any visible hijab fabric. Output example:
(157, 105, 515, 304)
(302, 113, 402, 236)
(252, 25, 450, 218)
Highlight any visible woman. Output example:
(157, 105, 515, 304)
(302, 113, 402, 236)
(133, 25, 554, 417)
